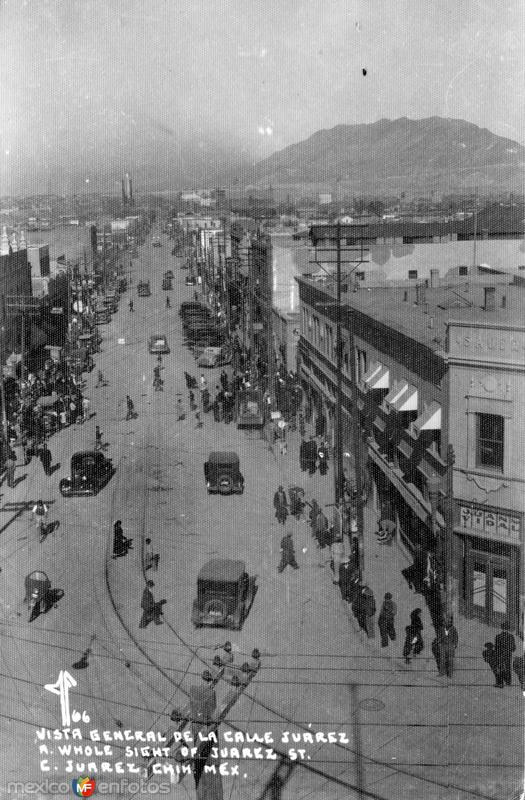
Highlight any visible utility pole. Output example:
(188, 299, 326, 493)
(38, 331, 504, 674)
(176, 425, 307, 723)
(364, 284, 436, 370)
(0, 319, 9, 448)
(334, 221, 343, 505)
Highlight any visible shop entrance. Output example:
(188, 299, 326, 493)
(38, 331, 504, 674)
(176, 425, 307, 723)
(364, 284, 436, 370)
(464, 539, 516, 627)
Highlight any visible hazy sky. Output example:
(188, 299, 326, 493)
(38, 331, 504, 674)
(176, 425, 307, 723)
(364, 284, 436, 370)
(0, 0, 523, 193)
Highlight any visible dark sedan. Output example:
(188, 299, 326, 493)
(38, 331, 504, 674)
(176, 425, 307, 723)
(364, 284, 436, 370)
(59, 451, 115, 497)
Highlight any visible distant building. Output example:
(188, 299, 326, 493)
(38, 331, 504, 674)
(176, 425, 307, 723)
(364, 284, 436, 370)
(122, 172, 133, 206)
(27, 243, 50, 277)
(0, 227, 33, 353)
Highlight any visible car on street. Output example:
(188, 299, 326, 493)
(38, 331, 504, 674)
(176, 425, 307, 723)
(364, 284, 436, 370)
(204, 451, 244, 494)
(237, 388, 265, 429)
(148, 334, 170, 354)
(152, 238, 162, 247)
(137, 280, 151, 297)
(185, 275, 196, 286)
(162, 276, 173, 290)
(179, 301, 209, 317)
(95, 305, 111, 324)
(164, 269, 174, 279)
(59, 451, 115, 496)
(197, 345, 232, 368)
(191, 558, 255, 630)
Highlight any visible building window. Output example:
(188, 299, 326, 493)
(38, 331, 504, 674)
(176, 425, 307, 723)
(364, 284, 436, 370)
(408, 270, 418, 279)
(476, 413, 504, 471)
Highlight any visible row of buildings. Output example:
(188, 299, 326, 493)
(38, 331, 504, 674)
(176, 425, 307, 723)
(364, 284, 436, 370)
(177, 207, 525, 634)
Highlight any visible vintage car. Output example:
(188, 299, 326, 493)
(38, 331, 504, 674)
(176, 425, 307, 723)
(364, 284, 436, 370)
(152, 238, 162, 247)
(94, 305, 111, 324)
(179, 301, 209, 317)
(237, 388, 265, 429)
(204, 451, 244, 494)
(184, 274, 197, 286)
(148, 334, 170, 355)
(59, 451, 115, 497)
(161, 276, 173, 291)
(137, 280, 151, 297)
(197, 345, 232, 368)
(191, 559, 255, 630)
(102, 292, 118, 313)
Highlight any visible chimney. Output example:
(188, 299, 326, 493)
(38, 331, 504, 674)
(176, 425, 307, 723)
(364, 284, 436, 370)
(484, 286, 496, 311)
(430, 269, 439, 288)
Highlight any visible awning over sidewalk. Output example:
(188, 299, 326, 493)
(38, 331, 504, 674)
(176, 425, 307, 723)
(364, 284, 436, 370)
(413, 401, 442, 434)
(363, 362, 390, 390)
(386, 380, 418, 412)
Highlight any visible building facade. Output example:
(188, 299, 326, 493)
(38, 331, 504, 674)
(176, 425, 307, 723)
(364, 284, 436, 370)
(296, 270, 525, 632)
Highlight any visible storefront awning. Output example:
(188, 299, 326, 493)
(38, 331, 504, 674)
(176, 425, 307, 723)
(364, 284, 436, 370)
(413, 402, 441, 434)
(387, 381, 418, 412)
(364, 362, 390, 390)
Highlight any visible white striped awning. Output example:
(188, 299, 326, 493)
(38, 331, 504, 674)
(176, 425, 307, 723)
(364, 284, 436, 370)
(364, 362, 390, 390)
(414, 402, 442, 434)
(387, 381, 418, 412)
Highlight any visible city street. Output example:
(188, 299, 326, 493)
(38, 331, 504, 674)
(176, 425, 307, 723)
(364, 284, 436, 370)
(0, 232, 521, 800)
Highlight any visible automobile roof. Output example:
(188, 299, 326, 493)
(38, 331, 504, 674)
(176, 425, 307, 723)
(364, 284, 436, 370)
(71, 450, 106, 464)
(198, 559, 246, 582)
(207, 451, 239, 464)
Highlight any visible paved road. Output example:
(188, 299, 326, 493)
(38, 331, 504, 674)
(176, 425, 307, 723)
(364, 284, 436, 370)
(0, 231, 521, 800)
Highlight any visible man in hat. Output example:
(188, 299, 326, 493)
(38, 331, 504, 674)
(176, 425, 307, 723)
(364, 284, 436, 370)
(435, 615, 459, 677)
(377, 593, 397, 648)
(278, 532, 299, 572)
(139, 580, 165, 627)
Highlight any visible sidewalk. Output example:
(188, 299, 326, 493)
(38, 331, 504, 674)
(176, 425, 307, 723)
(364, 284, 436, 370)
(266, 416, 524, 681)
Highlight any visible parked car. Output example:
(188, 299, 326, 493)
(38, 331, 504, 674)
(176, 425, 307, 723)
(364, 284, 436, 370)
(59, 451, 114, 497)
(148, 334, 170, 354)
(137, 280, 151, 297)
(185, 275, 196, 286)
(95, 305, 111, 324)
(204, 451, 244, 494)
(161, 277, 173, 291)
(237, 388, 265, 429)
(191, 559, 255, 630)
(102, 293, 118, 313)
(197, 345, 232, 368)
(179, 301, 209, 317)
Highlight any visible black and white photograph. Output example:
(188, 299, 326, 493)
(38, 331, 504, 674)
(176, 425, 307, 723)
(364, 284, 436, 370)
(0, 1, 523, 798)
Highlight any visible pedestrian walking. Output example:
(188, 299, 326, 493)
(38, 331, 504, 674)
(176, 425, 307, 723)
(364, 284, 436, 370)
(402, 608, 424, 663)
(483, 642, 505, 688)
(278, 532, 299, 572)
(82, 396, 90, 422)
(4, 448, 16, 488)
(494, 623, 516, 686)
(338, 558, 355, 601)
(39, 442, 52, 476)
(139, 580, 165, 627)
(126, 395, 136, 420)
(113, 520, 132, 558)
(129, 299, 134, 312)
(176, 398, 185, 421)
(95, 425, 103, 451)
(273, 486, 289, 526)
(435, 615, 458, 677)
(378, 592, 397, 648)
(144, 538, 159, 571)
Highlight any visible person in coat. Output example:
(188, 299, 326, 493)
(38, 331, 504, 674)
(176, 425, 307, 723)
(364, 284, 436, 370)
(435, 616, 459, 677)
(314, 509, 331, 549)
(494, 623, 516, 686)
(299, 439, 308, 472)
(39, 442, 52, 476)
(353, 585, 375, 637)
(483, 642, 505, 688)
(338, 558, 354, 601)
(278, 532, 298, 572)
(378, 593, 397, 648)
(139, 580, 165, 627)
(402, 608, 424, 663)
(113, 520, 132, 558)
(273, 486, 288, 525)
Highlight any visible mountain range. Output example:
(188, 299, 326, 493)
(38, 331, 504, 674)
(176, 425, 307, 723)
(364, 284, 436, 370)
(246, 117, 525, 197)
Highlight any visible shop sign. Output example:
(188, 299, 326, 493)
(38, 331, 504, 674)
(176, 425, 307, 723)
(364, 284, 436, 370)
(458, 503, 521, 544)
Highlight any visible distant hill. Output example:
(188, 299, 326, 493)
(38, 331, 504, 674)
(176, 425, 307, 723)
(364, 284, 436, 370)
(250, 117, 525, 196)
